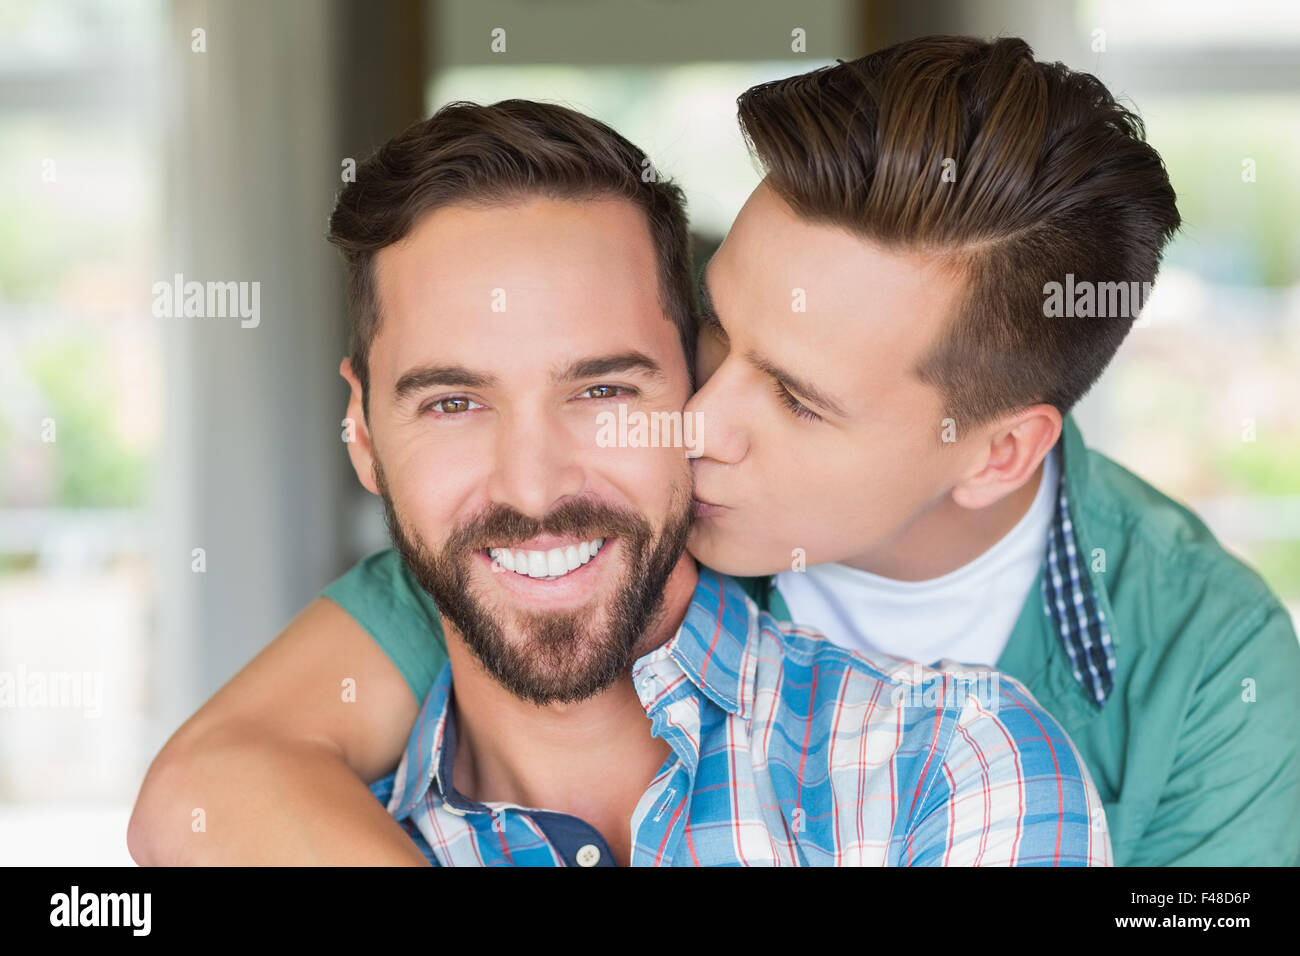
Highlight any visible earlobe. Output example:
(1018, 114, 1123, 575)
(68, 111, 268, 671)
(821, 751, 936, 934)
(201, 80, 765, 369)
(348, 432, 380, 497)
(950, 470, 1002, 510)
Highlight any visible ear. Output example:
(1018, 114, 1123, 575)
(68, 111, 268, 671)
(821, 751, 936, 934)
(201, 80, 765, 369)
(340, 357, 380, 496)
(950, 404, 1062, 511)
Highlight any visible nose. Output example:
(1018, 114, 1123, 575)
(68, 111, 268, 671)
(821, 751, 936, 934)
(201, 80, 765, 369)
(486, 409, 586, 519)
(684, 357, 750, 466)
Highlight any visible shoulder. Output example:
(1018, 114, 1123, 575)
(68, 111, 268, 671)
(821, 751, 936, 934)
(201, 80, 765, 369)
(730, 574, 994, 747)
(1079, 447, 1296, 664)
(732, 569, 1088, 770)
(741, 582, 1101, 845)
(320, 548, 448, 704)
(323, 548, 440, 623)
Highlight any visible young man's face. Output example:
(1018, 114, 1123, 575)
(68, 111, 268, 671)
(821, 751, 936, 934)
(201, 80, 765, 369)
(686, 181, 984, 577)
(346, 196, 694, 705)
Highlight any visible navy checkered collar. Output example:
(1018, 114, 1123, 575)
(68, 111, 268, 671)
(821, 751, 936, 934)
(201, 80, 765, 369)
(1041, 419, 1118, 709)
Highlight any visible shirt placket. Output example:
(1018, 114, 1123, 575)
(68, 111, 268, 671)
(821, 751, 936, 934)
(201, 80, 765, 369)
(630, 661, 703, 866)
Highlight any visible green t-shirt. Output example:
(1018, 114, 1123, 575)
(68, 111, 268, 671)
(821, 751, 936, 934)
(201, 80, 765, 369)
(322, 415, 1300, 866)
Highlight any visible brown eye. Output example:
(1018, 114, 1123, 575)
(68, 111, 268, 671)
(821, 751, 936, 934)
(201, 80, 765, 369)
(582, 385, 629, 399)
(423, 395, 483, 415)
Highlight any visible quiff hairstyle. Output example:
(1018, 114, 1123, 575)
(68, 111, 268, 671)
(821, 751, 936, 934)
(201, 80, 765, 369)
(328, 99, 696, 417)
(737, 35, 1181, 427)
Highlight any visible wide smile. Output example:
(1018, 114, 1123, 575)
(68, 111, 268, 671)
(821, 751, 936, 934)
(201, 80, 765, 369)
(486, 537, 605, 581)
(475, 535, 616, 607)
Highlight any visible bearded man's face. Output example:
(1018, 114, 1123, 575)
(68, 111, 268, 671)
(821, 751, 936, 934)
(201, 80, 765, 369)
(342, 196, 697, 705)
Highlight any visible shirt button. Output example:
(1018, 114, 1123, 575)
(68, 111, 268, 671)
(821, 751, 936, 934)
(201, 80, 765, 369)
(575, 844, 602, 867)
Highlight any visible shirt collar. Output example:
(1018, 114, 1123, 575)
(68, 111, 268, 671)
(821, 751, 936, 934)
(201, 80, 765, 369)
(386, 659, 456, 822)
(1044, 414, 1119, 709)
(386, 566, 757, 821)
(643, 566, 755, 718)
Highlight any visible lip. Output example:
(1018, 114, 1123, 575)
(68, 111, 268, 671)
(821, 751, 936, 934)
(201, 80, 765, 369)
(490, 533, 594, 552)
(475, 537, 615, 608)
(692, 496, 727, 519)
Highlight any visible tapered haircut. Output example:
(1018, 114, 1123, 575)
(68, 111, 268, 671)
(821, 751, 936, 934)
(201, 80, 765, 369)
(738, 35, 1181, 427)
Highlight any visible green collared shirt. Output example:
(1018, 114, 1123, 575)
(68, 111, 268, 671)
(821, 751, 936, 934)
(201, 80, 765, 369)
(322, 414, 1300, 866)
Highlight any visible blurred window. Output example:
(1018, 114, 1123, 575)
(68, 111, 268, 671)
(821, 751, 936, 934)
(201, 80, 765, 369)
(0, 0, 165, 863)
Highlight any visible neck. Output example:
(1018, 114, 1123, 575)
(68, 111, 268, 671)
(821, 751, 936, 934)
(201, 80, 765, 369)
(443, 553, 697, 822)
(843, 459, 1046, 581)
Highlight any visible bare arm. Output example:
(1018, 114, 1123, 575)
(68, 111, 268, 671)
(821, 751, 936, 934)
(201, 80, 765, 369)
(128, 597, 428, 865)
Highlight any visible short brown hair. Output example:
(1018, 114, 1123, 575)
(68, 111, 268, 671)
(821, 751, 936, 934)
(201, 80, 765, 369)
(328, 99, 696, 416)
(737, 35, 1181, 428)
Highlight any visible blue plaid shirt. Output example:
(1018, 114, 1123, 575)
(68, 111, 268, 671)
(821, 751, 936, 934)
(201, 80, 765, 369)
(369, 567, 1111, 866)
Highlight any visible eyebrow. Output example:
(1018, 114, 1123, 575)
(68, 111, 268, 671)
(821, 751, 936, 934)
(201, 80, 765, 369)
(554, 350, 665, 384)
(394, 364, 496, 402)
(699, 260, 850, 419)
(393, 351, 664, 403)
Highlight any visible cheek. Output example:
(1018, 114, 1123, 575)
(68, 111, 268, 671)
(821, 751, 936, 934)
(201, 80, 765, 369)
(595, 443, 692, 511)
(755, 430, 911, 557)
(387, 445, 483, 542)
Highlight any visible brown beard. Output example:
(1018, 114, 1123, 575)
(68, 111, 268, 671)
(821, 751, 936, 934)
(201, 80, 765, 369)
(374, 461, 693, 706)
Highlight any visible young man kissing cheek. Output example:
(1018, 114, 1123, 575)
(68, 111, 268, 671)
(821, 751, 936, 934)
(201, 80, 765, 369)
(686, 180, 1061, 582)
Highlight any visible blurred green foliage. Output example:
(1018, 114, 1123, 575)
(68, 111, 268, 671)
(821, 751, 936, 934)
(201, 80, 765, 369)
(1212, 437, 1300, 496)
(1144, 95, 1300, 288)
(1243, 543, 1300, 601)
(23, 339, 147, 507)
(1211, 441, 1300, 597)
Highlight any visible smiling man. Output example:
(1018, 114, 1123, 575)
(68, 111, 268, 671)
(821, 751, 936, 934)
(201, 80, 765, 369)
(128, 97, 1109, 867)
(344, 187, 697, 865)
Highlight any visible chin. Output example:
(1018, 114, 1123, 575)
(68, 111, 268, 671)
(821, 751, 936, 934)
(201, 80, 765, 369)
(687, 527, 779, 578)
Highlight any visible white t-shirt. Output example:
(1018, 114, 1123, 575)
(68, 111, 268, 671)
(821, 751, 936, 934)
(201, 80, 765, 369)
(774, 445, 1060, 667)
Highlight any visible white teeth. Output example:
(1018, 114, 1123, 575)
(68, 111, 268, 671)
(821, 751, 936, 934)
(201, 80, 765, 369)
(489, 538, 609, 580)
(527, 551, 548, 578)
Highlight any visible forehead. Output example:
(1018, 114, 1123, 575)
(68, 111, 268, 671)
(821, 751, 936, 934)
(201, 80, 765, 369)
(710, 183, 966, 405)
(369, 196, 684, 388)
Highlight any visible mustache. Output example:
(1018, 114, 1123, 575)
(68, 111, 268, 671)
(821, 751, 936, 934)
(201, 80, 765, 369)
(445, 498, 654, 553)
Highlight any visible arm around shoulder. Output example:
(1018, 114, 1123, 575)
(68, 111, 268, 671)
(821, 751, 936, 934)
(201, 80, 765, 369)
(128, 597, 427, 865)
